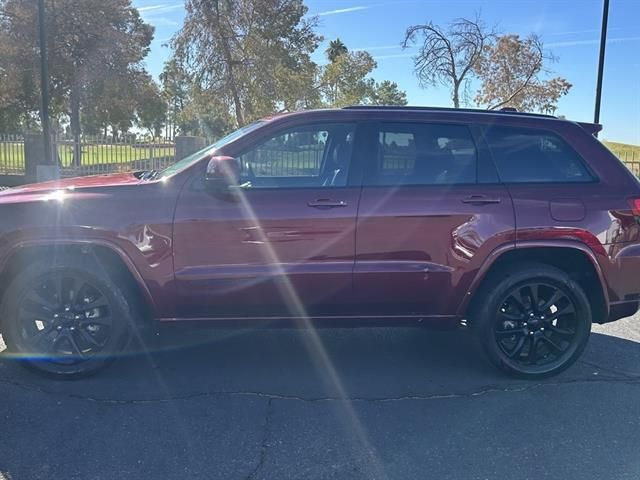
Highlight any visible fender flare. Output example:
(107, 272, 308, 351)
(457, 239, 610, 318)
(0, 238, 157, 317)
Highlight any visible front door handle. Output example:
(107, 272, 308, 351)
(462, 195, 502, 205)
(308, 199, 348, 208)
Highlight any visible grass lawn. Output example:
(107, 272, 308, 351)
(603, 141, 640, 162)
(0, 142, 175, 173)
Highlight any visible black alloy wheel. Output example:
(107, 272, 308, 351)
(474, 262, 592, 378)
(1, 255, 133, 377)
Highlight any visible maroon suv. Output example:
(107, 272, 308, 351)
(1, 106, 639, 378)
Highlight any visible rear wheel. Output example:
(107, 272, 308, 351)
(1, 255, 133, 377)
(473, 263, 592, 378)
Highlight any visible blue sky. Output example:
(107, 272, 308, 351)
(134, 0, 640, 144)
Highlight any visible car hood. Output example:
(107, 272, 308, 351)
(0, 172, 141, 196)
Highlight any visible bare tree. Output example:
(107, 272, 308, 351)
(473, 34, 572, 113)
(402, 15, 495, 108)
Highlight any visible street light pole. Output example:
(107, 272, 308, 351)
(593, 0, 610, 134)
(37, 0, 52, 165)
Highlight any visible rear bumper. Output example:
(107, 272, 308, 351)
(602, 242, 640, 322)
(605, 300, 640, 323)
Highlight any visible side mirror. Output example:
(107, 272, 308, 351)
(205, 156, 240, 193)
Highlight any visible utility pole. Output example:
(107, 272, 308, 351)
(37, 0, 53, 165)
(593, 0, 610, 135)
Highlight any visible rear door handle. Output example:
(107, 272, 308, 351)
(462, 195, 502, 205)
(308, 199, 348, 208)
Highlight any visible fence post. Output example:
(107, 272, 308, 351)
(175, 136, 206, 161)
(24, 133, 59, 182)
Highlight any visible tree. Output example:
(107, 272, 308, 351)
(402, 15, 495, 108)
(160, 58, 190, 138)
(172, 0, 321, 127)
(319, 42, 408, 107)
(320, 50, 377, 107)
(473, 34, 572, 113)
(81, 69, 161, 139)
(178, 86, 234, 138)
(0, 0, 154, 162)
(0, 0, 50, 131)
(371, 80, 408, 106)
(136, 78, 167, 138)
(326, 38, 348, 63)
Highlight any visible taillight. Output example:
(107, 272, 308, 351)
(629, 198, 640, 216)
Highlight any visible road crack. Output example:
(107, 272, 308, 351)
(578, 358, 640, 379)
(246, 398, 273, 480)
(1, 374, 640, 405)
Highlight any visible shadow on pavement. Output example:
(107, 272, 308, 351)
(1, 323, 640, 479)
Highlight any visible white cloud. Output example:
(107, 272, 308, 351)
(314, 1, 421, 18)
(374, 53, 414, 60)
(317, 6, 368, 16)
(138, 4, 167, 12)
(353, 45, 404, 52)
(144, 16, 179, 27)
(138, 2, 183, 27)
(545, 27, 622, 37)
(547, 36, 640, 48)
(138, 3, 183, 14)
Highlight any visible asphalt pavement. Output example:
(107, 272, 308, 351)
(1, 313, 640, 480)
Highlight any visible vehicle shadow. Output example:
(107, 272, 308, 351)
(1, 321, 639, 401)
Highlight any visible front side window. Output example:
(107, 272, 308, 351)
(237, 123, 356, 188)
(365, 123, 478, 186)
(486, 127, 593, 183)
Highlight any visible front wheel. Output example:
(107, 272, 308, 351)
(1, 255, 133, 378)
(473, 263, 592, 379)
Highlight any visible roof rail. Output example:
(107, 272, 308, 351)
(342, 105, 557, 119)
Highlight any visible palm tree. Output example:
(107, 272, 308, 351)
(326, 38, 348, 63)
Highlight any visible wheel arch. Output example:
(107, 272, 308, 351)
(0, 240, 156, 324)
(461, 241, 610, 324)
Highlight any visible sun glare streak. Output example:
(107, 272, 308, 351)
(44, 190, 67, 202)
(230, 184, 388, 479)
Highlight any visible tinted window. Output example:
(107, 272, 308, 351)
(237, 123, 355, 188)
(366, 123, 478, 186)
(486, 127, 593, 183)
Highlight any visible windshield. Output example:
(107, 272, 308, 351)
(157, 121, 266, 179)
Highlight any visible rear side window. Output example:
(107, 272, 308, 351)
(365, 123, 478, 186)
(486, 127, 593, 183)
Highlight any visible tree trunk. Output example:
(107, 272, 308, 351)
(70, 78, 82, 167)
(215, 0, 244, 126)
(452, 80, 460, 108)
(230, 84, 244, 126)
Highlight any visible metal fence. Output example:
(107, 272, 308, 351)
(54, 135, 176, 178)
(0, 134, 25, 175)
(0, 134, 178, 178)
(613, 150, 640, 177)
(243, 146, 324, 177)
(2, 133, 640, 181)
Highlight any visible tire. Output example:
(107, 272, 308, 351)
(472, 262, 592, 379)
(0, 253, 134, 378)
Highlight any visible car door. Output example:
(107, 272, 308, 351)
(172, 122, 362, 319)
(354, 121, 516, 318)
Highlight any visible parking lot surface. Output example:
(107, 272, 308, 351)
(2, 313, 640, 479)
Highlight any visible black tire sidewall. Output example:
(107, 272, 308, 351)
(1, 256, 133, 378)
(475, 264, 592, 379)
